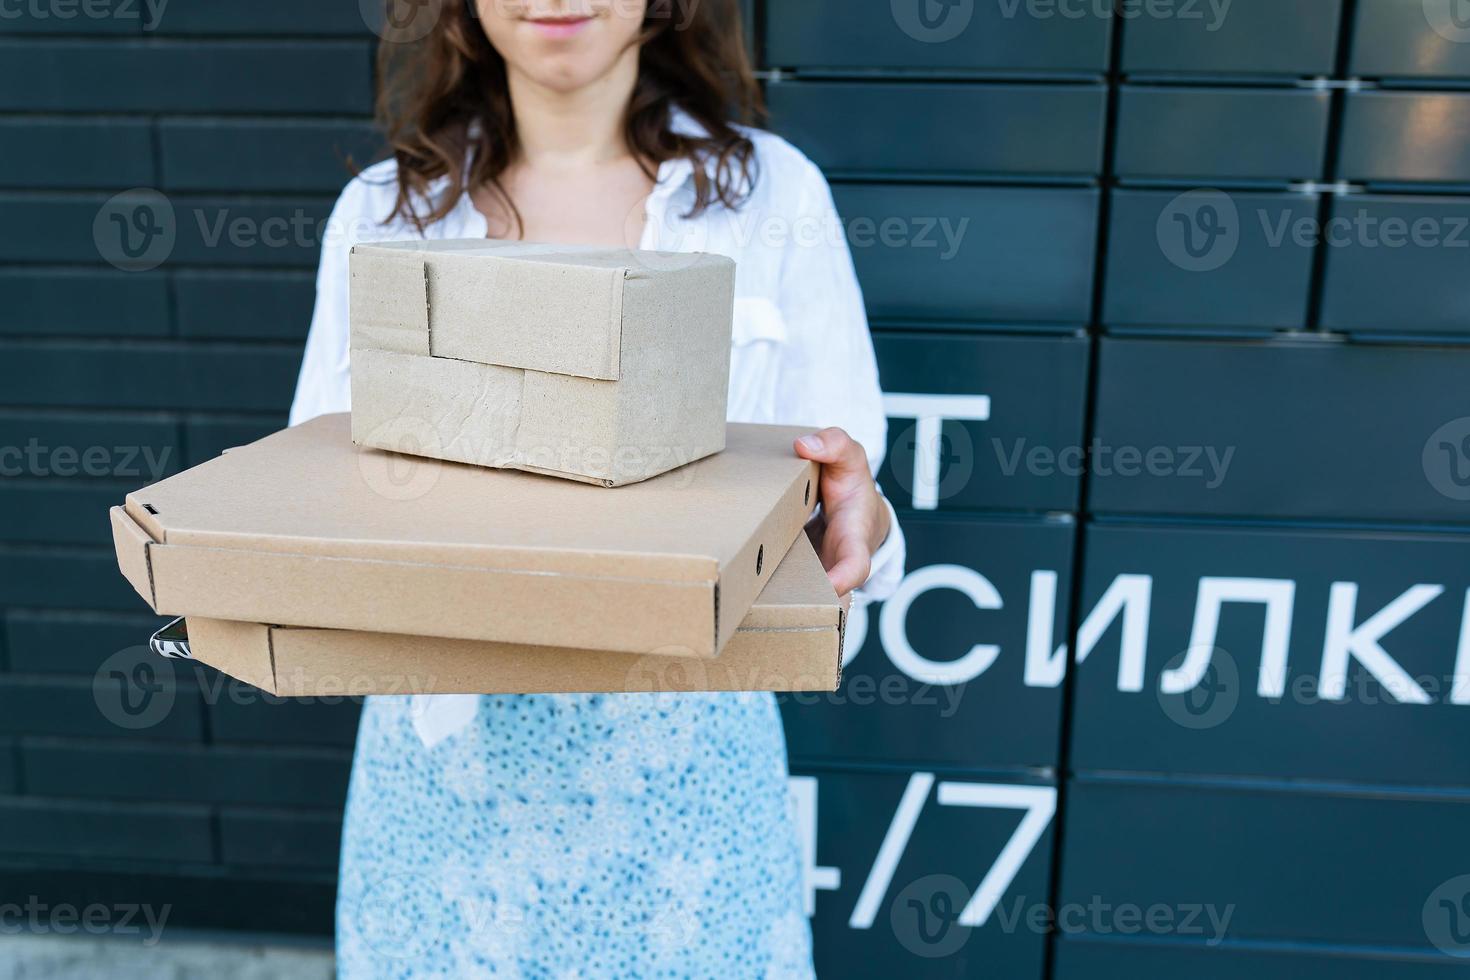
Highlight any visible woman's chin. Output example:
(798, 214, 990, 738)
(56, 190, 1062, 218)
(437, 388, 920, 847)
(518, 60, 618, 94)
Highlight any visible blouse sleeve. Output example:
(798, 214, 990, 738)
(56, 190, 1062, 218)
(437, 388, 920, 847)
(288, 179, 366, 426)
(773, 157, 906, 602)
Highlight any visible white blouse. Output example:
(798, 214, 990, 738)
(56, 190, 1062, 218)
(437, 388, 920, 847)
(289, 119, 905, 741)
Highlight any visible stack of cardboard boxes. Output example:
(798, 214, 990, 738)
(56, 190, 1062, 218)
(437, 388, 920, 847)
(110, 241, 844, 697)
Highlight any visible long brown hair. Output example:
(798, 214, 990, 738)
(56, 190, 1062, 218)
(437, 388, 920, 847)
(372, 0, 765, 233)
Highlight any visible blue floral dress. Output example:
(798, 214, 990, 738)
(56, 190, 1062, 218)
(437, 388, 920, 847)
(334, 692, 815, 977)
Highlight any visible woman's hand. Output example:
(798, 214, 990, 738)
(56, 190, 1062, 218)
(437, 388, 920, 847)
(795, 427, 892, 597)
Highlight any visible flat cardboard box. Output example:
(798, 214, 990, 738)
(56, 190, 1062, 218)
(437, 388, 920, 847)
(350, 239, 735, 486)
(112, 414, 817, 658)
(176, 536, 844, 696)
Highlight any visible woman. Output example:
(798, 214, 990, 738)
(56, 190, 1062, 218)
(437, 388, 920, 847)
(290, 0, 906, 974)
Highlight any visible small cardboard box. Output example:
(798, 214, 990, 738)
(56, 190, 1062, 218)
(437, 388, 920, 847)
(350, 239, 735, 486)
(169, 536, 844, 697)
(112, 414, 816, 658)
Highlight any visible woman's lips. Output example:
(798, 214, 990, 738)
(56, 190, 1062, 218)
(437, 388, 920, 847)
(526, 15, 594, 39)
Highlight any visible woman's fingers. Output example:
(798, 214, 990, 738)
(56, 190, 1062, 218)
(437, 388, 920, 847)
(794, 427, 870, 502)
(822, 524, 872, 596)
(795, 426, 883, 595)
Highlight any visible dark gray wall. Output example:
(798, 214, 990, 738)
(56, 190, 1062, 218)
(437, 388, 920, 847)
(2, 0, 1468, 973)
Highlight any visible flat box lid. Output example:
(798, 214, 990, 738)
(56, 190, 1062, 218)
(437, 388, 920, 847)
(112, 414, 817, 658)
(181, 536, 845, 697)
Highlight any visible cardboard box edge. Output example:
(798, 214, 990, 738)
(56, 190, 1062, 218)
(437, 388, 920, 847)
(109, 506, 158, 610)
(713, 457, 820, 654)
(188, 614, 842, 698)
(185, 618, 282, 695)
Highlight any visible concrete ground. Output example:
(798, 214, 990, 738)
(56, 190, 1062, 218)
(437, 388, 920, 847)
(0, 930, 333, 979)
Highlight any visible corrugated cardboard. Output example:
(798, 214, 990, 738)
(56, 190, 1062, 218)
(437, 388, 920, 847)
(349, 240, 735, 486)
(180, 536, 844, 697)
(111, 414, 817, 658)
